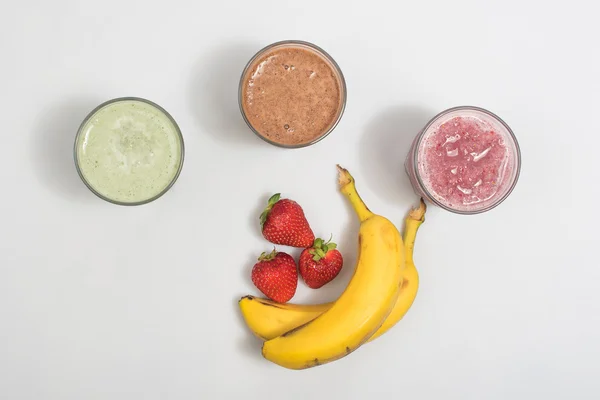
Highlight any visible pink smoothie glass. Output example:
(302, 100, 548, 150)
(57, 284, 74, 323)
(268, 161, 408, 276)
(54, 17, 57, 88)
(405, 106, 521, 214)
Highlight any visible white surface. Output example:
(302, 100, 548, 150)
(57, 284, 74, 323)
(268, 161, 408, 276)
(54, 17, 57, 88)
(1, 0, 599, 398)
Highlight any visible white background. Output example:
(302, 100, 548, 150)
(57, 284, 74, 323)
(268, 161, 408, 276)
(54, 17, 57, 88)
(1, 0, 599, 398)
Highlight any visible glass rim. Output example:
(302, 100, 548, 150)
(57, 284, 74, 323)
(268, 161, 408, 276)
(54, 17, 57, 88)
(413, 105, 522, 215)
(238, 39, 347, 149)
(73, 96, 186, 206)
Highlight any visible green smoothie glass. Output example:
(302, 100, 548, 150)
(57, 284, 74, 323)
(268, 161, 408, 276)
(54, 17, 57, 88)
(74, 97, 185, 205)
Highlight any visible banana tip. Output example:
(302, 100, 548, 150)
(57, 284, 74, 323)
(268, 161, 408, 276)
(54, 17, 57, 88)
(336, 165, 352, 187)
(239, 295, 254, 303)
(409, 198, 427, 221)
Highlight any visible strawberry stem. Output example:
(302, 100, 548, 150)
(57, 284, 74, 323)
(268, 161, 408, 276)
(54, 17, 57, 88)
(259, 193, 281, 229)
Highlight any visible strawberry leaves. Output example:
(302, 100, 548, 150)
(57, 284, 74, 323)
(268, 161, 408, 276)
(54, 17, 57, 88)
(260, 193, 281, 229)
(308, 237, 337, 261)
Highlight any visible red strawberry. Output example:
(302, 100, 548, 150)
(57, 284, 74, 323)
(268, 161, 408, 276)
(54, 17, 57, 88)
(299, 237, 344, 289)
(260, 193, 315, 248)
(251, 249, 298, 303)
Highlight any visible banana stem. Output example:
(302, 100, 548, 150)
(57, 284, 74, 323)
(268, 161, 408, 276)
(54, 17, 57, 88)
(403, 198, 426, 264)
(337, 165, 374, 222)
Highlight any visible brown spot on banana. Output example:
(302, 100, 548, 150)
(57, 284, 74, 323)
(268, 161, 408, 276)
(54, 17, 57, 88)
(305, 358, 320, 368)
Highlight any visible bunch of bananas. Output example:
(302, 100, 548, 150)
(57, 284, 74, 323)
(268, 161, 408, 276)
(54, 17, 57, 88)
(239, 165, 426, 370)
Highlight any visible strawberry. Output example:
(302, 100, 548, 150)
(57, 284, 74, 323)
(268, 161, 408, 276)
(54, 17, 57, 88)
(251, 249, 298, 303)
(299, 237, 344, 289)
(260, 193, 315, 248)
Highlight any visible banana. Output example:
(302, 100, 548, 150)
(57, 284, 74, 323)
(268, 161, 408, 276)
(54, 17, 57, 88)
(239, 296, 331, 341)
(260, 165, 405, 369)
(239, 199, 426, 341)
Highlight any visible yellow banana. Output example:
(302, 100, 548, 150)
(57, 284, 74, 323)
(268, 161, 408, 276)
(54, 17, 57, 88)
(239, 199, 425, 341)
(239, 297, 330, 340)
(260, 165, 405, 370)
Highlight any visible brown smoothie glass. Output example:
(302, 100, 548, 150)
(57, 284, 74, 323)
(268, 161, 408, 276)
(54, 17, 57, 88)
(239, 40, 347, 148)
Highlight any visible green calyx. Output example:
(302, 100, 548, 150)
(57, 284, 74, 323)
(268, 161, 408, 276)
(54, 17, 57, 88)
(259, 193, 281, 229)
(258, 248, 278, 261)
(308, 236, 337, 262)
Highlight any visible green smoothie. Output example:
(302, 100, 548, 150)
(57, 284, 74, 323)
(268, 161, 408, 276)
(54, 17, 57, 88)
(75, 98, 184, 204)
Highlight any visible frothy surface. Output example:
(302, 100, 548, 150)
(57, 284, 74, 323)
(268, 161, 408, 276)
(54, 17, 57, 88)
(241, 44, 344, 146)
(76, 99, 183, 203)
(417, 113, 516, 211)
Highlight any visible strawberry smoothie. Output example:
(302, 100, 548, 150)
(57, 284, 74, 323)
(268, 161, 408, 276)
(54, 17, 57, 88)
(406, 107, 520, 214)
(239, 41, 346, 147)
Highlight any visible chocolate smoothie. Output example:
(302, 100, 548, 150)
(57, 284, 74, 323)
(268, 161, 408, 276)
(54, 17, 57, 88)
(240, 42, 346, 147)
